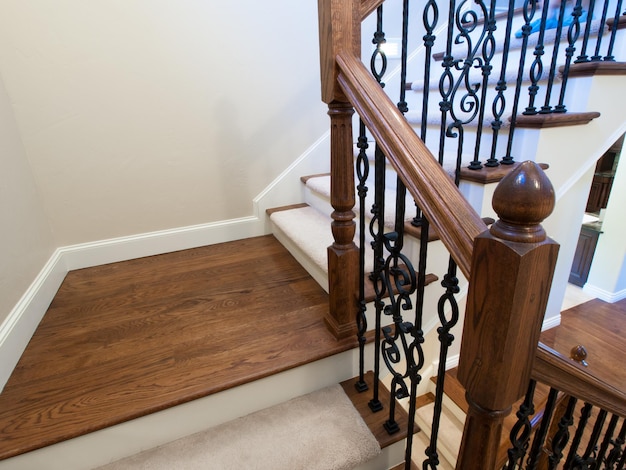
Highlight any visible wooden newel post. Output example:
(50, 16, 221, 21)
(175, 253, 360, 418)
(325, 102, 359, 339)
(456, 161, 560, 469)
(317, 0, 362, 339)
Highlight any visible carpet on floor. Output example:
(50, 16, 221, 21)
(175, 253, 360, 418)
(95, 384, 381, 470)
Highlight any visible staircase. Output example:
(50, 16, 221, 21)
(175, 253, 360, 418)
(1, 1, 626, 469)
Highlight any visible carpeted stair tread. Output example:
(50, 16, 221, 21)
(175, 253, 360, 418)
(414, 402, 464, 467)
(95, 384, 381, 470)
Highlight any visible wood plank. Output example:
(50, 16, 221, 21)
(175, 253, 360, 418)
(0, 235, 360, 460)
(341, 371, 418, 449)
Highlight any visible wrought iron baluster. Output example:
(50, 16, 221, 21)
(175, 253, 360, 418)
(489, 0, 517, 166)
(605, 418, 626, 468)
(372, 5, 388, 88)
(505, 0, 538, 161)
(564, 402, 594, 468)
(605, 0, 625, 61)
(596, 414, 620, 467)
(547, 395, 577, 468)
(505, 380, 537, 468)
(540, 0, 570, 114)
(355, 120, 370, 393)
(556, 0, 585, 113)
(577, 408, 608, 467)
(438, 0, 458, 166)
(524, 0, 553, 115)
(368, 144, 387, 413)
(591, 0, 612, 61)
(398, 0, 410, 115)
(575, 0, 598, 63)
(471, 0, 498, 169)
(526, 387, 559, 469)
(423, 257, 461, 470)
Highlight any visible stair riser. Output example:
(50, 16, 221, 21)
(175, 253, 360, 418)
(0, 346, 374, 470)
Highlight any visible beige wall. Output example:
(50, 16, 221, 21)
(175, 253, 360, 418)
(0, 75, 55, 325)
(0, 1, 328, 246)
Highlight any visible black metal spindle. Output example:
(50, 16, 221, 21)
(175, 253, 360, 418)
(605, 419, 626, 467)
(368, 144, 386, 414)
(605, 0, 626, 60)
(472, 0, 498, 168)
(540, 0, 570, 114)
(505, 0, 538, 161)
(579, 408, 608, 466)
(398, 0, 410, 114)
(524, 0, 553, 115)
(488, 0, 517, 166)
(596, 414, 620, 467)
(355, 120, 370, 393)
(592, 0, 612, 61)
(505, 380, 537, 468)
(564, 402, 594, 468)
(526, 387, 560, 469)
(547, 395, 577, 468)
(575, 0, 598, 63)
(423, 257, 460, 470)
(555, 0, 585, 113)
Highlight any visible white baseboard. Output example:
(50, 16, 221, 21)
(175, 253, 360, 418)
(0, 251, 67, 392)
(583, 284, 626, 303)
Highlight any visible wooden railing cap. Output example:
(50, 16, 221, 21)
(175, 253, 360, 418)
(490, 161, 555, 243)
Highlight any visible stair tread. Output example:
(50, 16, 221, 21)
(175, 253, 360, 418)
(0, 235, 360, 461)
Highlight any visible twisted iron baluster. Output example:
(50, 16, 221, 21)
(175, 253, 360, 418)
(505, 380, 537, 468)
(504, 0, 538, 162)
(605, 419, 626, 468)
(539, 0, 569, 114)
(596, 414, 620, 467)
(368, 144, 386, 413)
(591, 0, 612, 61)
(525, 387, 559, 469)
(605, 0, 625, 61)
(547, 396, 578, 468)
(555, 0, 585, 113)
(355, 120, 370, 393)
(524, 0, 553, 115)
(423, 257, 460, 470)
(572, 408, 608, 468)
(564, 402, 594, 468)
(575, 0, 598, 63)
(489, 0, 517, 167)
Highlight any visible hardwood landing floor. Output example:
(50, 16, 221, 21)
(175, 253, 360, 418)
(0, 235, 358, 460)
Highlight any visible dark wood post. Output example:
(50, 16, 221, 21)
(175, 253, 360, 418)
(318, 0, 361, 339)
(456, 161, 560, 469)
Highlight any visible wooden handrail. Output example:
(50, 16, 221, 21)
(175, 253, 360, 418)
(360, 0, 383, 19)
(335, 51, 487, 279)
(532, 342, 626, 418)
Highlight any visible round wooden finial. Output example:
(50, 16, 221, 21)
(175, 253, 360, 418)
(490, 161, 555, 243)
(570, 344, 588, 366)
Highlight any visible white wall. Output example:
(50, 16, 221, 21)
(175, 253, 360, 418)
(0, 73, 55, 327)
(0, 1, 329, 247)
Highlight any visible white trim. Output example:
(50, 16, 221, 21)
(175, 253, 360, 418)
(583, 284, 626, 304)
(0, 251, 67, 392)
(542, 313, 561, 331)
(61, 216, 263, 271)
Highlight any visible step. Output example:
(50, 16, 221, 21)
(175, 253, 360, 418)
(0, 235, 371, 470)
(94, 383, 383, 470)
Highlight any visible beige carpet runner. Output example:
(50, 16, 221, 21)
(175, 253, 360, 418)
(96, 384, 381, 470)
